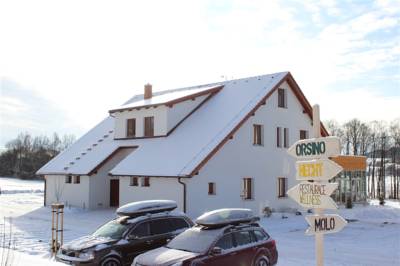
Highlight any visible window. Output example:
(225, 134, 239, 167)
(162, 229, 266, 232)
(65, 175, 72, 184)
(253, 124, 263, 145)
(151, 219, 173, 235)
(242, 178, 253, 200)
(284, 128, 289, 148)
(233, 231, 253, 246)
(208, 182, 216, 195)
(253, 230, 269, 241)
(278, 88, 287, 108)
(169, 218, 190, 231)
(141, 177, 150, 187)
(215, 233, 235, 250)
(126, 118, 136, 137)
(73, 176, 80, 184)
(300, 130, 308, 140)
(144, 116, 154, 137)
(278, 177, 288, 198)
(276, 127, 282, 147)
(129, 222, 150, 239)
(130, 177, 139, 186)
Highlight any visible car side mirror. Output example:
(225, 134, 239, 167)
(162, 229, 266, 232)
(210, 247, 222, 256)
(128, 235, 139, 241)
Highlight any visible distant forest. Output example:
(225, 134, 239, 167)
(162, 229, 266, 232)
(0, 132, 75, 179)
(324, 118, 400, 200)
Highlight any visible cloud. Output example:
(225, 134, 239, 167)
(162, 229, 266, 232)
(0, 0, 398, 140)
(0, 78, 84, 148)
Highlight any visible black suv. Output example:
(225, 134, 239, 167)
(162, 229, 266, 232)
(56, 200, 193, 266)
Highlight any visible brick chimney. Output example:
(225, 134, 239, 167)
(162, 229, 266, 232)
(144, 83, 152, 99)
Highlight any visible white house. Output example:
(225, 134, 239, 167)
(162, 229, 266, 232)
(37, 72, 329, 218)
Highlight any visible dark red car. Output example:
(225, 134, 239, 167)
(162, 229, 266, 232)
(132, 209, 278, 266)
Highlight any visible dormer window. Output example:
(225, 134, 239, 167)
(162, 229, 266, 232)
(278, 88, 287, 108)
(144, 116, 154, 137)
(126, 119, 136, 137)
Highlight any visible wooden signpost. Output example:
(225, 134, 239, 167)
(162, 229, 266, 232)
(296, 159, 343, 181)
(287, 182, 338, 209)
(305, 214, 347, 236)
(287, 105, 346, 266)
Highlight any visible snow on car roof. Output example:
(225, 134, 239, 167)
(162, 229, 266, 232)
(116, 200, 178, 217)
(37, 72, 290, 176)
(109, 85, 222, 113)
(195, 208, 258, 227)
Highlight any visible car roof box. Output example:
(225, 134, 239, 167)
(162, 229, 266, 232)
(195, 208, 259, 227)
(116, 200, 178, 217)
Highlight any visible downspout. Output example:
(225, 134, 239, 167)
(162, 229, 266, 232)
(177, 177, 187, 213)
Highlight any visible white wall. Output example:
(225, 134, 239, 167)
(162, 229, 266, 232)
(119, 176, 184, 211)
(89, 147, 135, 208)
(184, 81, 315, 218)
(45, 175, 90, 209)
(114, 106, 168, 138)
(114, 95, 209, 139)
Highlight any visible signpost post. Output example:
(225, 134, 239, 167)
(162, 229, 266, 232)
(287, 104, 347, 266)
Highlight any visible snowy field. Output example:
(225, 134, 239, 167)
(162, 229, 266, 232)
(0, 178, 399, 266)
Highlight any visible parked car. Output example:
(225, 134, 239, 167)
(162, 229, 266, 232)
(56, 200, 194, 266)
(132, 208, 278, 266)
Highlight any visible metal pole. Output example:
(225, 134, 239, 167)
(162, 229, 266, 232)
(60, 207, 64, 247)
(51, 207, 55, 255)
(55, 208, 59, 253)
(313, 104, 324, 266)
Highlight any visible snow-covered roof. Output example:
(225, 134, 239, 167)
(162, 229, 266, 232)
(110, 72, 289, 177)
(109, 84, 222, 113)
(38, 71, 324, 177)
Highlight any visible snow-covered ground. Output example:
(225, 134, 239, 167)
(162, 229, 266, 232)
(0, 177, 44, 194)
(0, 178, 399, 265)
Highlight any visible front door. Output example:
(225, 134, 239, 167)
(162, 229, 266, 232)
(110, 179, 119, 207)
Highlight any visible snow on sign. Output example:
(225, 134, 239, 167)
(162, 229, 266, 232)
(296, 159, 343, 181)
(287, 182, 338, 209)
(305, 214, 347, 235)
(288, 136, 341, 160)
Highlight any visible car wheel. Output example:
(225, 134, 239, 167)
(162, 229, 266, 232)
(101, 256, 121, 266)
(254, 255, 270, 266)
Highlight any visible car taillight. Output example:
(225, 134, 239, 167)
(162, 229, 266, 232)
(271, 239, 276, 246)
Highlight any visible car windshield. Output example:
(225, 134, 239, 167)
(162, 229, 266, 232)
(92, 220, 129, 239)
(166, 228, 219, 253)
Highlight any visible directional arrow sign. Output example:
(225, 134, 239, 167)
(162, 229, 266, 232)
(288, 136, 341, 160)
(287, 182, 338, 210)
(305, 214, 347, 235)
(296, 159, 343, 181)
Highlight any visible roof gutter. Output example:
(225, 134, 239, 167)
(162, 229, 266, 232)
(177, 177, 187, 213)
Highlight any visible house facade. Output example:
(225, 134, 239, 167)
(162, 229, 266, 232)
(38, 72, 329, 218)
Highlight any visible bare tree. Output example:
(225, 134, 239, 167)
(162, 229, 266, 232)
(324, 120, 345, 153)
(344, 119, 362, 155)
(389, 119, 400, 199)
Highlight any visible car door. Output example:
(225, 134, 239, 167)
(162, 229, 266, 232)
(201, 232, 238, 266)
(169, 217, 191, 236)
(149, 218, 176, 248)
(120, 221, 153, 264)
(231, 230, 256, 265)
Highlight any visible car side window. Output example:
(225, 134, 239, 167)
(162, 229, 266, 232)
(233, 230, 253, 246)
(170, 218, 190, 231)
(214, 233, 234, 250)
(151, 218, 173, 235)
(129, 222, 150, 239)
(253, 230, 269, 241)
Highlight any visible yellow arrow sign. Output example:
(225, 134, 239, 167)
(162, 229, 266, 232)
(296, 159, 343, 181)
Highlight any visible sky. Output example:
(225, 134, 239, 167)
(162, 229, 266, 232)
(0, 0, 399, 149)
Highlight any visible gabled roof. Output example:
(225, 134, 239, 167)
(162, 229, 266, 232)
(109, 84, 223, 113)
(37, 71, 328, 177)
